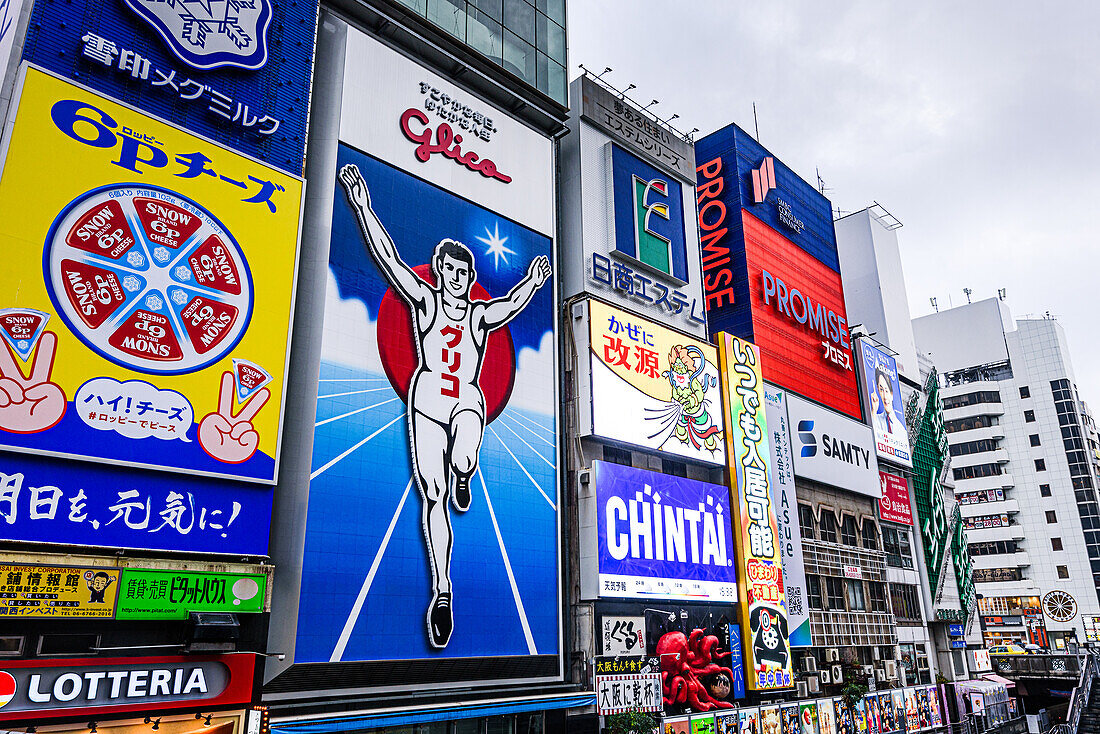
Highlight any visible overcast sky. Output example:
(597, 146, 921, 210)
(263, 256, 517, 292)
(569, 2, 1100, 400)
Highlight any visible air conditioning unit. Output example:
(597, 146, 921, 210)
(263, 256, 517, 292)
(826, 648, 841, 662)
(863, 665, 874, 676)
(819, 669, 831, 685)
(884, 661, 898, 679)
(873, 647, 882, 661)
(797, 681, 809, 698)
(802, 656, 818, 673)
(831, 664, 843, 683)
(875, 669, 887, 682)
(808, 676, 821, 694)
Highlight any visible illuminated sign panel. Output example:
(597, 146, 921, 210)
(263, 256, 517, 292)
(718, 334, 792, 691)
(695, 125, 860, 420)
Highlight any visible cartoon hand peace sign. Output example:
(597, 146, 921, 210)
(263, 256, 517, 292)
(198, 371, 270, 464)
(0, 331, 67, 434)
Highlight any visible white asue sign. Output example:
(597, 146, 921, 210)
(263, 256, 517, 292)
(339, 29, 553, 236)
(786, 392, 880, 497)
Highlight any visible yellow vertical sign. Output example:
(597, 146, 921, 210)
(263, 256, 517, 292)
(717, 332, 792, 690)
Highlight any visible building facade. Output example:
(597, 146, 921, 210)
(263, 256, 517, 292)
(914, 298, 1100, 650)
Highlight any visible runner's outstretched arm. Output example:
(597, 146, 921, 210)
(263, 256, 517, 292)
(480, 255, 551, 330)
(339, 163, 430, 306)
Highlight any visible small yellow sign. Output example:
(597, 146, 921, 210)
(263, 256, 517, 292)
(0, 564, 119, 618)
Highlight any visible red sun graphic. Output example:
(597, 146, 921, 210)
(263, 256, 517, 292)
(377, 264, 515, 424)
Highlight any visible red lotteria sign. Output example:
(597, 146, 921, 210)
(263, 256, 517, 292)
(0, 654, 256, 723)
(743, 211, 862, 419)
(879, 471, 913, 526)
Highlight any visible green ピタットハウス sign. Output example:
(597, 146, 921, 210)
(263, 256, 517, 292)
(114, 569, 266, 619)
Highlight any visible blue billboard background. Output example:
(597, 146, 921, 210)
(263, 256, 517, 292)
(295, 145, 559, 662)
(595, 460, 736, 593)
(22, 0, 317, 174)
(0, 450, 271, 555)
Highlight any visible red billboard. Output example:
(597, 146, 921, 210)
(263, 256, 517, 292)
(879, 471, 914, 526)
(742, 212, 862, 419)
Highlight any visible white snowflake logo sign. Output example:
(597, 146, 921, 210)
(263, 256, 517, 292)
(122, 0, 273, 71)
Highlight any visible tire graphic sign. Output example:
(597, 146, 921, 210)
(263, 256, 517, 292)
(0, 66, 302, 491)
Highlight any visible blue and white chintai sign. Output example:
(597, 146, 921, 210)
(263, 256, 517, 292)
(594, 460, 737, 601)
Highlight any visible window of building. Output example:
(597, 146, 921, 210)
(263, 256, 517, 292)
(942, 391, 1001, 410)
(1052, 537, 1064, 551)
(1020, 386, 1031, 399)
(820, 510, 838, 544)
(862, 518, 879, 551)
(950, 438, 1001, 457)
(603, 445, 631, 466)
(798, 504, 815, 540)
(1035, 458, 1047, 472)
(840, 515, 858, 546)
(953, 463, 1003, 481)
(890, 584, 922, 622)
(1025, 410, 1036, 423)
(662, 459, 687, 478)
(1058, 565, 1070, 579)
(807, 575, 823, 610)
(957, 489, 1007, 505)
(869, 582, 888, 613)
(0, 637, 23, 657)
(1041, 484, 1052, 497)
(973, 568, 1024, 583)
(968, 540, 1019, 556)
(825, 577, 846, 610)
(945, 415, 997, 433)
(883, 526, 914, 569)
(846, 579, 866, 611)
(1030, 434, 1042, 447)
(1047, 510, 1058, 523)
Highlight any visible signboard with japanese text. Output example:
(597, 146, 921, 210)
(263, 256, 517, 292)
(295, 25, 559, 668)
(762, 385, 809, 647)
(587, 300, 725, 465)
(859, 342, 911, 467)
(0, 654, 255, 723)
(694, 125, 861, 419)
(115, 568, 265, 619)
(785, 393, 879, 496)
(589, 460, 737, 601)
(718, 334, 791, 691)
(0, 67, 302, 490)
(879, 471, 913, 526)
(639, 604, 742, 710)
(602, 615, 646, 655)
(1084, 615, 1100, 643)
(21, 0, 317, 174)
(595, 672, 663, 715)
(0, 564, 119, 618)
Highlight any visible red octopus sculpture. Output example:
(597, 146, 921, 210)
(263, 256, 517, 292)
(657, 628, 735, 712)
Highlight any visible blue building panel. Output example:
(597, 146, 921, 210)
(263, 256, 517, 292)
(22, 0, 317, 174)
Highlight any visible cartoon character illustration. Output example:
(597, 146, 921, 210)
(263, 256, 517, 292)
(339, 163, 551, 649)
(0, 331, 66, 434)
(657, 629, 736, 712)
(749, 605, 790, 669)
(86, 571, 114, 603)
(199, 371, 271, 463)
(659, 345, 722, 453)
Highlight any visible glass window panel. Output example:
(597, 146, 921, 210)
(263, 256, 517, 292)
(504, 0, 535, 44)
(395, 0, 428, 14)
(537, 0, 565, 26)
(471, 0, 503, 21)
(468, 9, 504, 65)
(503, 30, 536, 86)
(547, 58, 566, 104)
(427, 0, 467, 39)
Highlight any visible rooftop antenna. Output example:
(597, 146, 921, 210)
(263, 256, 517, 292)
(753, 102, 760, 141)
(930, 297, 939, 313)
(998, 288, 1007, 301)
(963, 288, 973, 304)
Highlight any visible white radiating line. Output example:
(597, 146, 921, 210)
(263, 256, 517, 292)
(479, 467, 536, 655)
(317, 387, 393, 399)
(316, 397, 400, 427)
(486, 424, 556, 511)
(311, 414, 404, 480)
(508, 410, 555, 435)
(330, 479, 413, 662)
(319, 377, 390, 382)
(500, 410, 555, 447)
(495, 416, 554, 467)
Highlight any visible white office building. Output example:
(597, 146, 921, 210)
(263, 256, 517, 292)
(913, 298, 1100, 650)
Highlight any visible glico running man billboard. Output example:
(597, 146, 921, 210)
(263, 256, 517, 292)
(295, 28, 559, 665)
(0, 66, 302, 556)
(695, 125, 861, 420)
